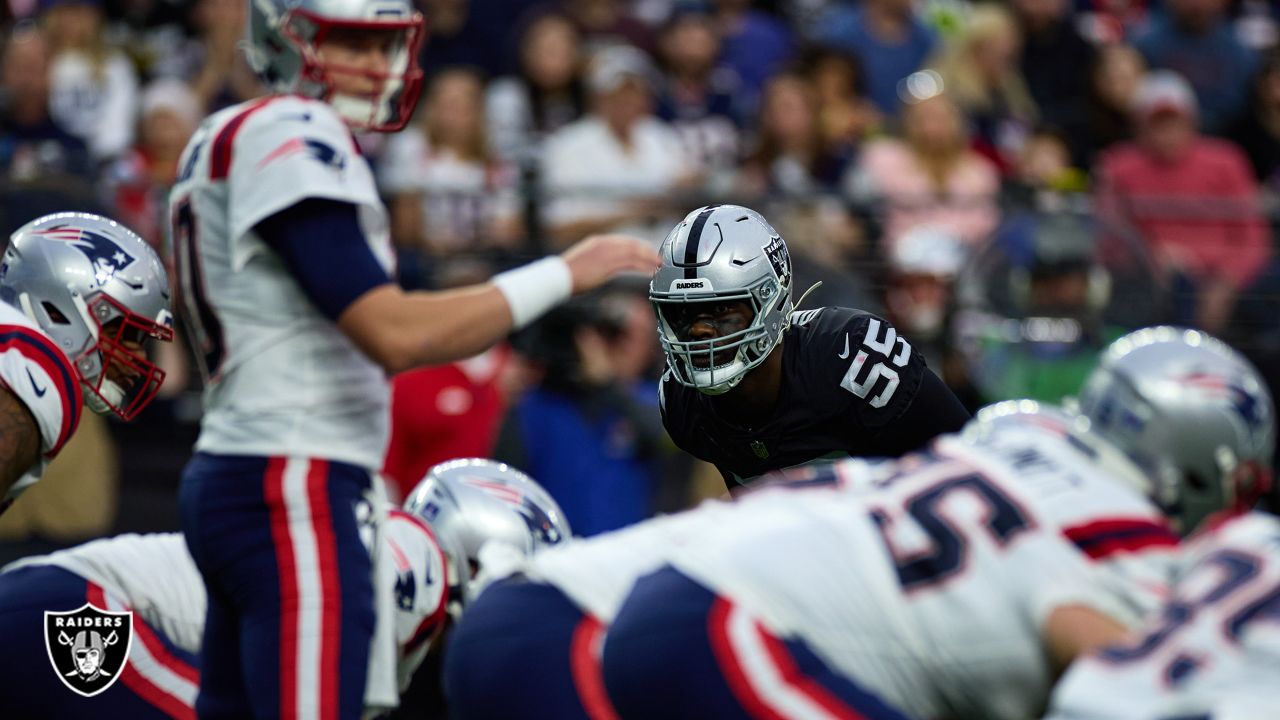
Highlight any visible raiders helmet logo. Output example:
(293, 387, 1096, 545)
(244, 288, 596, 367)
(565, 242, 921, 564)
(44, 603, 133, 697)
(763, 235, 790, 287)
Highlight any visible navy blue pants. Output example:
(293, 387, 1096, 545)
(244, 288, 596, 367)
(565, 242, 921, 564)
(602, 567, 912, 720)
(0, 564, 200, 718)
(179, 453, 375, 720)
(443, 577, 618, 720)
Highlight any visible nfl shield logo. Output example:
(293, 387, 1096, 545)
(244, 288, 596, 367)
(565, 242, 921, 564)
(750, 440, 770, 459)
(44, 604, 133, 697)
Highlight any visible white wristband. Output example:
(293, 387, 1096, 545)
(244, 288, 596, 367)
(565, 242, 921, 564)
(492, 256, 573, 330)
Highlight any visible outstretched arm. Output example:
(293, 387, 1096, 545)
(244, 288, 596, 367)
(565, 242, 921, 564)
(0, 386, 42, 513)
(257, 199, 661, 374)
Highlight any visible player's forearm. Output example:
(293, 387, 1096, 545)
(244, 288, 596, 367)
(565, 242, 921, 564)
(339, 284, 514, 374)
(0, 387, 42, 508)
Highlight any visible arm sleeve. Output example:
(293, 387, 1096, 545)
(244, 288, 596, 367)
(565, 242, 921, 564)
(255, 198, 393, 321)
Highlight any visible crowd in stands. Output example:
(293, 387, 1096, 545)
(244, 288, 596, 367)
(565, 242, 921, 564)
(2, 0, 1279, 546)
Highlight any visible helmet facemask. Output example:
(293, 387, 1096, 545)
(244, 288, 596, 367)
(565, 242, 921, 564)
(75, 294, 174, 421)
(280, 10, 426, 132)
(653, 275, 789, 395)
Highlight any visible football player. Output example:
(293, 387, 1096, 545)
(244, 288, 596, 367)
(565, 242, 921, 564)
(0, 212, 173, 515)
(652, 204, 970, 487)
(165, 0, 658, 716)
(600, 327, 1273, 720)
(0, 459, 569, 719)
(1046, 511, 1280, 720)
(1042, 327, 1278, 720)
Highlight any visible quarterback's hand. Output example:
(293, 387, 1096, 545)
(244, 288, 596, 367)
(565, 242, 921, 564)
(561, 234, 662, 294)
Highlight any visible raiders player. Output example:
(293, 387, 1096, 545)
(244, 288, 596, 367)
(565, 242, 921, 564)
(0, 213, 173, 515)
(653, 205, 970, 487)
(0, 459, 569, 719)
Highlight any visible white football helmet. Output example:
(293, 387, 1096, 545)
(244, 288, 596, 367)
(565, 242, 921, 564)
(1, 213, 174, 420)
(651, 205, 794, 395)
(1078, 327, 1275, 532)
(246, 0, 426, 131)
(403, 458, 571, 616)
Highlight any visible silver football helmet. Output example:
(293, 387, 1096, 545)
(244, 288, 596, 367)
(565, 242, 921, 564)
(1, 213, 174, 421)
(403, 458, 571, 615)
(962, 399, 1174, 510)
(246, 0, 425, 131)
(1078, 327, 1275, 532)
(651, 205, 794, 395)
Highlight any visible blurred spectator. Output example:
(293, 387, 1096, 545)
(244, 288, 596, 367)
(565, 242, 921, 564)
(1012, 0, 1096, 164)
(187, 0, 261, 113)
(1096, 71, 1271, 334)
(1086, 42, 1145, 162)
(101, 0, 191, 81)
(737, 71, 851, 199)
(654, 9, 748, 177)
(1005, 128, 1089, 211)
(381, 68, 522, 260)
(949, 212, 1135, 406)
(1074, 0, 1151, 44)
(711, 0, 794, 104)
(42, 0, 139, 161)
(814, 0, 937, 117)
(104, 78, 199, 249)
(381, 345, 512, 503)
(0, 24, 92, 182)
(495, 287, 665, 536)
(883, 225, 966, 368)
(418, 0, 504, 78)
(1231, 49, 1280, 192)
(802, 45, 882, 156)
(541, 45, 696, 247)
(1134, 0, 1258, 135)
(486, 11, 587, 164)
(931, 4, 1038, 171)
(847, 88, 1001, 253)
(563, 0, 654, 54)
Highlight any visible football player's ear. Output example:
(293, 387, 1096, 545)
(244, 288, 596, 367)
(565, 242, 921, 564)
(561, 235, 662, 294)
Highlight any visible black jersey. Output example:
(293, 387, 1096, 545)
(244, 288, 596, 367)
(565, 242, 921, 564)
(660, 307, 970, 485)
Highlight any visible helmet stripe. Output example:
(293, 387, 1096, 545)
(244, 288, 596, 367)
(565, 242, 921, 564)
(683, 206, 718, 280)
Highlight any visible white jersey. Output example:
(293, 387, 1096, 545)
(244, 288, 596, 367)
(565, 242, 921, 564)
(168, 96, 394, 470)
(2, 512, 449, 710)
(0, 301, 83, 506)
(4, 533, 205, 653)
(528, 425, 1179, 720)
(1048, 511, 1280, 720)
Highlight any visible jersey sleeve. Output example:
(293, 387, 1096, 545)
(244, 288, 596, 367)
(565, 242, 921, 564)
(0, 324, 82, 461)
(224, 101, 380, 270)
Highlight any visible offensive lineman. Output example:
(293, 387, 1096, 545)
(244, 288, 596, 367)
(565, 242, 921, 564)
(1046, 511, 1280, 720)
(166, 0, 659, 717)
(652, 204, 971, 487)
(0, 213, 173, 515)
(0, 460, 570, 718)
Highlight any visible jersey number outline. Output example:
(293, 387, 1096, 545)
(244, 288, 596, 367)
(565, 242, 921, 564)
(869, 471, 1035, 592)
(172, 198, 226, 379)
(1099, 549, 1280, 684)
(841, 319, 911, 408)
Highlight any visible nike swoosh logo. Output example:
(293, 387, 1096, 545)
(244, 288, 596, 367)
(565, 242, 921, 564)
(281, 112, 312, 123)
(26, 368, 46, 397)
(838, 333, 850, 360)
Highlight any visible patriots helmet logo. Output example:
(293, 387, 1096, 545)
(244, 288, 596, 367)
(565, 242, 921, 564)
(33, 227, 136, 287)
(1181, 371, 1271, 438)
